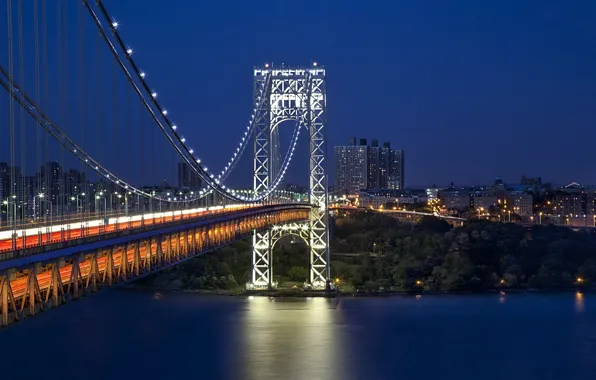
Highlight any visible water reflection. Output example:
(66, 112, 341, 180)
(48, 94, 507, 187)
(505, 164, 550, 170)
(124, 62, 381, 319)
(575, 291, 584, 313)
(240, 297, 345, 380)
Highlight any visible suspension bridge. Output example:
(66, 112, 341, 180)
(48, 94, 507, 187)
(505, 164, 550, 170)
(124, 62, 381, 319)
(0, 1, 329, 327)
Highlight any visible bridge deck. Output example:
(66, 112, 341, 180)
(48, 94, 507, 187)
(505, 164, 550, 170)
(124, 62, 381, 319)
(0, 204, 308, 272)
(0, 205, 255, 254)
(0, 204, 311, 327)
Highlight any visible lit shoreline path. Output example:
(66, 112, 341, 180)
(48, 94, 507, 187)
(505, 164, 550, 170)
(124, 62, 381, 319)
(0, 1, 329, 327)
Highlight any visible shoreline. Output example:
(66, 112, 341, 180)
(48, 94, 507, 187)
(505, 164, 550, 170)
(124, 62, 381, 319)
(121, 284, 591, 298)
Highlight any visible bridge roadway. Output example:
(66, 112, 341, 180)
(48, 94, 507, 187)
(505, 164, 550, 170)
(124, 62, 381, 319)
(331, 206, 466, 224)
(0, 204, 253, 255)
(0, 203, 311, 327)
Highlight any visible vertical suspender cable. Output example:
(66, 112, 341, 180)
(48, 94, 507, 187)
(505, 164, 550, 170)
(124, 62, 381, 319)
(7, 0, 16, 235)
(151, 98, 155, 211)
(96, 21, 103, 210)
(112, 52, 118, 214)
(79, 0, 89, 221)
(61, 1, 68, 221)
(126, 80, 132, 213)
(34, 0, 41, 222)
(55, 0, 61, 222)
(33, 0, 42, 221)
(139, 88, 145, 212)
(43, 0, 49, 222)
(17, 0, 25, 224)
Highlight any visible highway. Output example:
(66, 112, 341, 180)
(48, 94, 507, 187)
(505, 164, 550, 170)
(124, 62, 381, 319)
(0, 204, 252, 253)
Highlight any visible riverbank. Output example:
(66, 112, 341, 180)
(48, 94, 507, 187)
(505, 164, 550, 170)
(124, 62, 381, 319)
(122, 283, 593, 298)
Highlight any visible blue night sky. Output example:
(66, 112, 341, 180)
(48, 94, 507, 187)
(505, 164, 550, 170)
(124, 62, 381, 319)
(13, 0, 594, 188)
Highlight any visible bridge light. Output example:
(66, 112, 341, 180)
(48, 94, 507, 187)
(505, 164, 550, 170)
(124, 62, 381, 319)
(162, 110, 168, 115)
(151, 92, 157, 98)
(126, 48, 133, 55)
(140, 72, 146, 78)
(172, 125, 177, 130)
(181, 138, 186, 143)
(112, 21, 119, 29)
(264, 63, 270, 68)
(313, 61, 318, 67)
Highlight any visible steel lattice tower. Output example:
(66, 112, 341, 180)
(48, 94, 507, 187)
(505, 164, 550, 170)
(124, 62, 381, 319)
(250, 65, 329, 290)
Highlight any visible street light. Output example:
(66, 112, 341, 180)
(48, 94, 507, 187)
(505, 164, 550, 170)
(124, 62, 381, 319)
(2, 195, 18, 249)
(539, 212, 543, 225)
(117, 193, 129, 216)
(2, 196, 17, 229)
(110, 192, 119, 214)
(33, 193, 44, 220)
(71, 193, 85, 218)
(95, 195, 107, 219)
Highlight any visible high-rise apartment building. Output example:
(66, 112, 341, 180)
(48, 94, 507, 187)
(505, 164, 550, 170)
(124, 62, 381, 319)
(334, 142, 368, 195)
(388, 149, 405, 190)
(177, 162, 202, 189)
(334, 137, 405, 195)
(40, 161, 62, 203)
(367, 141, 380, 189)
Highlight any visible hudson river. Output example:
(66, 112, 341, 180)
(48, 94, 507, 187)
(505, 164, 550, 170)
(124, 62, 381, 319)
(1, 290, 594, 380)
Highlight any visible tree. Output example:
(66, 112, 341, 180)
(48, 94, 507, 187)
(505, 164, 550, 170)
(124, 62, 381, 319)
(416, 216, 451, 234)
(287, 266, 309, 282)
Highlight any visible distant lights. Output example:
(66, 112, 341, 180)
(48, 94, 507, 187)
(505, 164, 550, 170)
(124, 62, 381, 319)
(264, 63, 270, 68)
(313, 61, 318, 67)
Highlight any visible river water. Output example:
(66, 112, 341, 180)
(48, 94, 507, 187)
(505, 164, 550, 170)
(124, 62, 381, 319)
(1, 290, 595, 380)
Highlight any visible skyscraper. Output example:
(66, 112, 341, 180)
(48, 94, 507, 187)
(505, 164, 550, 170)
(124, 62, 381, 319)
(334, 137, 405, 195)
(388, 149, 405, 190)
(379, 142, 391, 188)
(367, 140, 380, 189)
(334, 141, 368, 195)
(177, 162, 202, 189)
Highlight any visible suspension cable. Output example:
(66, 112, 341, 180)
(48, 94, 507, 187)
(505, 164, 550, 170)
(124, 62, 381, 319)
(86, 1, 280, 202)
(63, 1, 305, 204)
(95, 1, 266, 186)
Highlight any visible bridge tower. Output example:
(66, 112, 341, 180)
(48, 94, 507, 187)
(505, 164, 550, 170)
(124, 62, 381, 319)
(249, 64, 329, 290)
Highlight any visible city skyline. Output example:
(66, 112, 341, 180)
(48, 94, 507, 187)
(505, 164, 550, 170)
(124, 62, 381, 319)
(1, 4, 596, 375)
(2, 1, 593, 188)
(95, 0, 595, 187)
